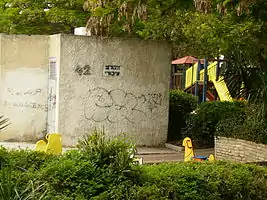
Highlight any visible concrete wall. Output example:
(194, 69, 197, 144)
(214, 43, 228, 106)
(56, 35, 171, 146)
(215, 137, 267, 163)
(0, 34, 171, 146)
(0, 34, 49, 142)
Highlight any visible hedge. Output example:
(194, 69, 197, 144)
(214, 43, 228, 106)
(216, 105, 267, 144)
(1, 131, 267, 200)
(183, 101, 246, 148)
(137, 162, 267, 200)
(168, 90, 197, 142)
(1, 150, 267, 200)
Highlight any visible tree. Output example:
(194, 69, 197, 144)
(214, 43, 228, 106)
(83, 0, 147, 36)
(196, 0, 267, 119)
(0, 0, 89, 34)
(83, 0, 195, 37)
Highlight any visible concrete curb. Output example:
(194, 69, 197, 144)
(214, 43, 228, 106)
(165, 143, 183, 152)
(136, 151, 179, 155)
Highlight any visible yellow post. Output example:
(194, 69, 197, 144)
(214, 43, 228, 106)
(35, 140, 47, 152)
(208, 154, 215, 162)
(182, 137, 195, 162)
(45, 133, 62, 155)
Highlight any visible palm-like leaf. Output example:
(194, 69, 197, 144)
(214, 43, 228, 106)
(221, 47, 267, 119)
(0, 115, 10, 131)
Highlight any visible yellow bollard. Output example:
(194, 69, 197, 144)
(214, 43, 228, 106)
(208, 154, 215, 162)
(45, 133, 62, 155)
(35, 140, 47, 152)
(182, 137, 195, 162)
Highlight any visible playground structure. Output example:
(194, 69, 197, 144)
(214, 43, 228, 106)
(171, 57, 233, 103)
(182, 137, 215, 162)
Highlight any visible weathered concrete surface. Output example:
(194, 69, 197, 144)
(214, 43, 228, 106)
(0, 34, 49, 142)
(56, 35, 171, 146)
(136, 148, 214, 164)
(0, 34, 171, 147)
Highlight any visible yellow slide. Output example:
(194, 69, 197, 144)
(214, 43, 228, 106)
(212, 78, 233, 102)
(206, 62, 232, 101)
(185, 61, 233, 101)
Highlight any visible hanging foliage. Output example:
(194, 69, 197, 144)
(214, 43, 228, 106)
(83, 0, 147, 36)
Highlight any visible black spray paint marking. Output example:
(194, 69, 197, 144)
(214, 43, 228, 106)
(138, 93, 163, 112)
(75, 65, 91, 76)
(83, 87, 163, 124)
(7, 88, 42, 96)
(4, 101, 48, 112)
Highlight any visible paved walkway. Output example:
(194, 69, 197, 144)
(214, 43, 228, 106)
(0, 142, 214, 164)
(136, 147, 214, 164)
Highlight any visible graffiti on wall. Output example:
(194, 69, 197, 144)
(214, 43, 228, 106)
(83, 87, 163, 124)
(47, 59, 58, 133)
(4, 87, 48, 111)
(4, 101, 48, 111)
(3, 68, 48, 113)
(48, 94, 57, 109)
(138, 93, 163, 113)
(7, 88, 43, 96)
(75, 64, 91, 76)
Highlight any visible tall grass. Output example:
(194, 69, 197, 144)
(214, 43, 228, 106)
(0, 164, 47, 200)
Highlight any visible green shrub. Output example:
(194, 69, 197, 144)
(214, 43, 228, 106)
(34, 131, 140, 199)
(0, 147, 9, 168)
(1, 130, 267, 200)
(168, 90, 198, 141)
(183, 101, 246, 148)
(0, 115, 10, 131)
(0, 147, 56, 171)
(216, 105, 267, 144)
(133, 162, 267, 200)
(77, 130, 136, 171)
(0, 159, 47, 200)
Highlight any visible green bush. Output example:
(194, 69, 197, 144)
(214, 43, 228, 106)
(77, 130, 136, 171)
(0, 165, 47, 200)
(183, 101, 246, 148)
(0, 147, 56, 171)
(216, 105, 267, 144)
(133, 162, 267, 200)
(31, 131, 140, 199)
(1, 131, 267, 200)
(168, 90, 198, 141)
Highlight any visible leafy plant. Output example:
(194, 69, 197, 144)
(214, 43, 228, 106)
(216, 104, 267, 144)
(136, 162, 267, 200)
(0, 0, 89, 35)
(168, 90, 197, 142)
(0, 115, 10, 131)
(0, 164, 47, 200)
(77, 129, 136, 170)
(183, 101, 246, 148)
(1, 132, 267, 200)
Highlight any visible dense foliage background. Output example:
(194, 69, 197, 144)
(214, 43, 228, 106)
(184, 101, 246, 147)
(168, 90, 197, 142)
